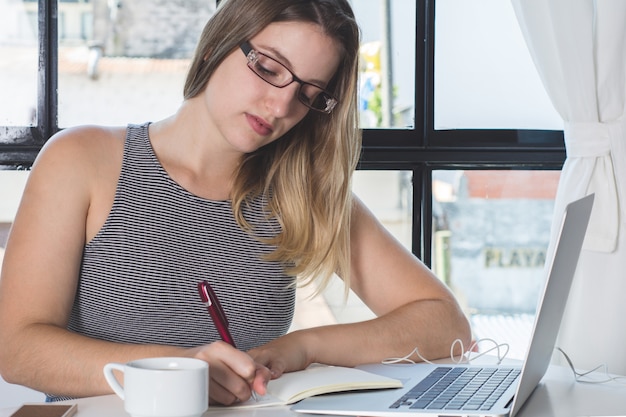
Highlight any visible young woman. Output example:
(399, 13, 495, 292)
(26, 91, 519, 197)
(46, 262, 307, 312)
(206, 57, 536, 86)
(0, 0, 470, 406)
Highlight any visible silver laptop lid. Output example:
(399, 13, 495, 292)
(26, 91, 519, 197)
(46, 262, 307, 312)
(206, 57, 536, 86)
(509, 193, 594, 415)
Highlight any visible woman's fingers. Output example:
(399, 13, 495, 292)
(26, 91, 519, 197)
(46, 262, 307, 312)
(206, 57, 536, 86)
(194, 341, 271, 405)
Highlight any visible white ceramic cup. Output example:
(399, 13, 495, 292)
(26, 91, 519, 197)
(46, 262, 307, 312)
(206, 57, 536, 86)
(103, 357, 209, 417)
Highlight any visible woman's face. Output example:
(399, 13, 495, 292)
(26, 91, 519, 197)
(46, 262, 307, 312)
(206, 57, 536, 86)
(201, 21, 342, 154)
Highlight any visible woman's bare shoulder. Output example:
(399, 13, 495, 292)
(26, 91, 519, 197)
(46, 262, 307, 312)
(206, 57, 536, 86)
(34, 125, 126, 168)
(43, 125, 125, 153)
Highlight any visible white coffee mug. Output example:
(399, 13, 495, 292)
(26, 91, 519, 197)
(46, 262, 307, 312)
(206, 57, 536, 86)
(103, 357, 209, 417)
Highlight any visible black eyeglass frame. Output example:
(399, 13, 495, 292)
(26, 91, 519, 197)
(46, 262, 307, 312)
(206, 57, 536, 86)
(240, 41, 339, 114)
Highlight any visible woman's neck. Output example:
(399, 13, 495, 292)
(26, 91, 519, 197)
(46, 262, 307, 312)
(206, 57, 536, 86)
(148, 102, 242, 201)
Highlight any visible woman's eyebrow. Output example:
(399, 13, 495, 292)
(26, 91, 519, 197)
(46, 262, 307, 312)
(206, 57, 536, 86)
(256, 43, 329, 87)
(260, 44, 292, 67)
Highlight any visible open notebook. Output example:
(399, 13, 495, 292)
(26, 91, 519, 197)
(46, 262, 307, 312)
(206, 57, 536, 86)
(292, 194, 594, 417)
(216, 364, 402, 409)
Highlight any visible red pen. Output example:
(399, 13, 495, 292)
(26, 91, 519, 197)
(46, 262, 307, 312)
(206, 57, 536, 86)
(197, 280, 236, 347)
(197, 281, 260, 402)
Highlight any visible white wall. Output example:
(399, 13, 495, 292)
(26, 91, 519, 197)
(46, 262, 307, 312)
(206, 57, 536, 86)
(0, 171, 28, 224)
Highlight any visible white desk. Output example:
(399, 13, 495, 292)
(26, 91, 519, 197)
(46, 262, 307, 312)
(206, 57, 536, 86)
(2, 365, 626, 417)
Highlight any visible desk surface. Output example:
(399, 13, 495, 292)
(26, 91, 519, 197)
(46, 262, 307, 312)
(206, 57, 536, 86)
(2, 365, 626, 417)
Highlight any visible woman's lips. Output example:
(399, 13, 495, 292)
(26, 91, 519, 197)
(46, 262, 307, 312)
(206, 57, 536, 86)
(246, 113, 273, 136)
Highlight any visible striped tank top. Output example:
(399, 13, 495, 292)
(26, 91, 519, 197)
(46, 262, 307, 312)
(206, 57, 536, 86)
(56, 124, 294, 400)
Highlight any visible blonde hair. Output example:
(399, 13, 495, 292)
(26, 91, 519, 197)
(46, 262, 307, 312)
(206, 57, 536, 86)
(184, 0, 361, 293)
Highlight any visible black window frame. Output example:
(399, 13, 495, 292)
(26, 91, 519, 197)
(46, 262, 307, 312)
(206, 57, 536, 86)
(358, 0, 565, 265)
(0, 0, 56, 168)
(0, 0, 566, 266)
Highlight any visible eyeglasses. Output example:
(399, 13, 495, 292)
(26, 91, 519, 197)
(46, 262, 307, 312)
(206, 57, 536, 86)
(240, 41, 338, 114)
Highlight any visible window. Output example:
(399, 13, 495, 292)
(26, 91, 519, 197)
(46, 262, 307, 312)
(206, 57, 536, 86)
(431, 169, 559, 358)
(0, 1, 38, 129)
(434, 0, 562, 130)
(354, 1, 415, 129)
(0, 0, 565, 359)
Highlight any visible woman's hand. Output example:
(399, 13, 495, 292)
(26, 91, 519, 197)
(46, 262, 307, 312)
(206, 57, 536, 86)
(247, 331, 314, 380)
(190, 341, 271, 405)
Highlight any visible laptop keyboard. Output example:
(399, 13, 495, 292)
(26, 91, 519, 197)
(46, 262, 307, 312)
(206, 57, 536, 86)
(389, 366, 520, 412)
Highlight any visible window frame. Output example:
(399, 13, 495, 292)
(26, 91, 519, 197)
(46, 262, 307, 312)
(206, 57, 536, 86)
(0, 0, 57, 167)
(358, 0, 565, 264)
(0, 0, 566, 265)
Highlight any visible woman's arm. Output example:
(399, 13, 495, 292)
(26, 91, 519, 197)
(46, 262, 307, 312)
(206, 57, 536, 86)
(251, 195, 471, 375)
(0, 127, 113, 396)
(0, 127, 267, 404)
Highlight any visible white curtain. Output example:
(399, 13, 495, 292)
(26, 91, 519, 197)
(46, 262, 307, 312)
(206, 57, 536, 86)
(511, 0, 626, 374)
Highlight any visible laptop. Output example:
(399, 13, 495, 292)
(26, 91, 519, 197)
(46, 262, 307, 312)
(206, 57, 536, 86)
(292, 194, 594, 417)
